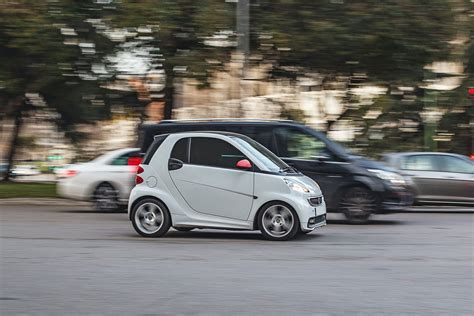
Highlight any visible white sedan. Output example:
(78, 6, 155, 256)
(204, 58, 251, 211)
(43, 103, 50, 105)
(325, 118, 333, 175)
(57, 148, 141, 211)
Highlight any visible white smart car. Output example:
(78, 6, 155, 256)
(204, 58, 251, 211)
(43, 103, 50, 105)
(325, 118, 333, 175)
(129, 132, 326, 241)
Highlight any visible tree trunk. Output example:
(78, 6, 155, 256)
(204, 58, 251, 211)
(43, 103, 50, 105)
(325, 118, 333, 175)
(3, 100, 24, 181)
(163, 69, 174, 120)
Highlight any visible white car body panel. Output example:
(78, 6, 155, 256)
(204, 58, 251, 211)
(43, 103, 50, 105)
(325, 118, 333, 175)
(57, 148, 139, 203)
(129, 133, 326, 233)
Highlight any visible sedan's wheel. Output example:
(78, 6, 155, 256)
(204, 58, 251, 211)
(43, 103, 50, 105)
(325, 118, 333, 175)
(174, 227, 194, 232)
(258, 202, 299, 241)
(92, 183, 119, 211)
(339, 186, 377, 222)
(132, 199, 171, 237)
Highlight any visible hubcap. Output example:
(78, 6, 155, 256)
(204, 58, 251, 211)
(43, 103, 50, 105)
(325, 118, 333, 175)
(135, 202, 164, 234)
(94, 185, 118, 210)
(262, 205, 294, 237)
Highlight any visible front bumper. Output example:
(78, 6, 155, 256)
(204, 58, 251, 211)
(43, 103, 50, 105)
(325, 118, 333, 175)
(297, 196, 327, 232)
(376, 186, 414, 213)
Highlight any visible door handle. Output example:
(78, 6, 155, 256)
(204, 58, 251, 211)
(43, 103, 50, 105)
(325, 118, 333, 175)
(168, 158, 184, 171)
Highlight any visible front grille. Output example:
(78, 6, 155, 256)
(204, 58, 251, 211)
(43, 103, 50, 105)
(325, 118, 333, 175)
(308, 196, 323, 206)
(308, 214, 326, 227)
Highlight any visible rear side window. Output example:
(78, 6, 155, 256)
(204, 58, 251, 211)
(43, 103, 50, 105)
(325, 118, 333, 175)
(142, 135, 168, 165)
(110, 151, 141, 166)
(437, 156, 474, 174)
(190, 137, 246, 169)
(170, 138, 189, 163)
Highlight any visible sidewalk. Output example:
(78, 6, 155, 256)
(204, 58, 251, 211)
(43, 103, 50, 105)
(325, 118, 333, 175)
(0, 198, 90, 206)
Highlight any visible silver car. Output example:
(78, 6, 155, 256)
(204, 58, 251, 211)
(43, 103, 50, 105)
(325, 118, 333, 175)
(382, 152, 474, 205)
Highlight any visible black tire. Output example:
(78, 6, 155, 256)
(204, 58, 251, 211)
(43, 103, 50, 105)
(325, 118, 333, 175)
(339, 186, 377, 222)
(131, 198, 171, 237)
(92, 182, 120, 211)
(174, 227, 194, 232)
(257, 201, 300, 241)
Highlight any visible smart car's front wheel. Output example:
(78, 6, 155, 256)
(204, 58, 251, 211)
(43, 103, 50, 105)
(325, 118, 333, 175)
(258, 202, 299, 241)
(131, 198, 171, 237)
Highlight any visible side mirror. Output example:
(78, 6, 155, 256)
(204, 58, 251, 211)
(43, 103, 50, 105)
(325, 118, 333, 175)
(236, 159, 252, 170)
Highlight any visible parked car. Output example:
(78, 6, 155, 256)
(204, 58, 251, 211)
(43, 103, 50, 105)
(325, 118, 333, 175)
(137, 119, 413, 221)
(382, 152, 474, 205)
(56, 148, 142, 211)
(10, 165, 40, 177)
(129, 131, 326, 240)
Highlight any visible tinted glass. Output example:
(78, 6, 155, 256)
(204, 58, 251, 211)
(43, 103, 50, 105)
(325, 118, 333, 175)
(275, 127, 330, 159)
(239, 126, 274, 150)
(231, 136, 290, 173)
(401, 155, 439, 171)
(170, 138, 189, 162)
(110, 151, 140, 166)
(438, 156, 474, 174)
(190, 137, 246, 169)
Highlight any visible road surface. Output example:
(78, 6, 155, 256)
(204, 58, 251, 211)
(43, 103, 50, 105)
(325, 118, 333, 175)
(1, 205, 473, 315)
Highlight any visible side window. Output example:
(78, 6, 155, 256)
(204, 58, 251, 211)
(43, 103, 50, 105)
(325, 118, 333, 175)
(190, 137, 246, 169)
(275, 127, 329, 159)
(170, 138, 189, 163)
(401, 155, 439, 171)
(438, 156, 474, 174)
(110, 151, 140, 166)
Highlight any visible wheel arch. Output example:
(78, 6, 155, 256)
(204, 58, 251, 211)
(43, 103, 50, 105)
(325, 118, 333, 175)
(129, 195, 170, 221)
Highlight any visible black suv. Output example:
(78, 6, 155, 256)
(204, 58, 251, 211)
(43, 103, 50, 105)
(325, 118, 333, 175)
(138, 119, 413, 220)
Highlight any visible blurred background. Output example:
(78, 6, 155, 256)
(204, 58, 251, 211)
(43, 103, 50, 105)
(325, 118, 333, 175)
(0, 0, 473, 183)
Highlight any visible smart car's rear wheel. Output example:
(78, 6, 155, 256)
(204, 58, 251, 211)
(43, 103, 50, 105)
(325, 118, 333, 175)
(92, 183, 119, 211)
(339, 186, 377, 222)
(132, 199, 171, 237)
(258, 202, 299, 241)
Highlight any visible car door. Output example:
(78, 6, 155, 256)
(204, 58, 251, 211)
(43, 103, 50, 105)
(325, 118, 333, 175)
(168, 136, 255, 220)
(273, 126, 350, 205)
(400, 154, 459, 202)
(436, 155, 474, 203)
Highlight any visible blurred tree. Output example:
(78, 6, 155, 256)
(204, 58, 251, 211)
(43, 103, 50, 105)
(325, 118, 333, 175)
(251, 0, 466, 154)
(107, 0, 235, 119)
(0, 1, 114, 180)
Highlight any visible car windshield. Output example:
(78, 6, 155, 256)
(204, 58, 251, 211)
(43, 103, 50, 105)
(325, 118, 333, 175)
(231, 136, 296, 173)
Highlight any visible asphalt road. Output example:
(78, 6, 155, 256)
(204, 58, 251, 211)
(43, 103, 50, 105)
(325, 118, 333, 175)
(1, 205, 473, 315)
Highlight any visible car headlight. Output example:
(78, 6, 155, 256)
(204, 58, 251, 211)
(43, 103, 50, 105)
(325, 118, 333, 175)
(284, 178, 310, 193)
(368, 169, 406, 186)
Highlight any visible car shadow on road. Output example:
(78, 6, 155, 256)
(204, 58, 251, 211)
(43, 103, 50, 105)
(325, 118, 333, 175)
(327, 219, 402, 225)
(120, 230, 323, 241)
(59, 209, 127, 214)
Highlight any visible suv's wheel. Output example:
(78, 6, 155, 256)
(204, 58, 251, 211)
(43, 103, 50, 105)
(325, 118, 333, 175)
(174, 227, 194, 232)
(258, 202, 299, 241)
(131, 198, 171, 237)
(92, 183, 120, 211)
(339, 186, 377, 222)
